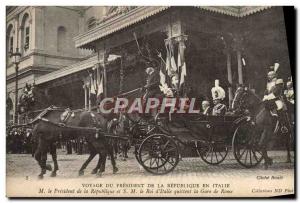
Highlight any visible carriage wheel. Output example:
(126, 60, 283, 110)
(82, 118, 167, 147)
(198, 141, 228, 165)
(232, 122, 263, 168)
(138, 134, 179, 175)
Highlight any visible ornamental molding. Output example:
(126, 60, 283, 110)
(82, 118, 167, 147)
(74, 6, 271, 49)
(6, 6, 29, 22)
(238, 6, 272, 17)
(198, 6, 271, 18)
(74, 6, 170, 49)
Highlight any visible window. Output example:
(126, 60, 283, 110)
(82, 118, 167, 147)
(57, 26, 66, 52)
(6, 24, 13, 61)
(24, 26, 30, 50)
(9, 37, 13, 53)
(20, 13, 30, 54)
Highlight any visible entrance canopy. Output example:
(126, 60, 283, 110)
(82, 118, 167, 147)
(74, 6, 270, 50)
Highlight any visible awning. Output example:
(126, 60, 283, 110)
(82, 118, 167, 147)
(35, 54, 122, 85)
(35, 55, 98, 85)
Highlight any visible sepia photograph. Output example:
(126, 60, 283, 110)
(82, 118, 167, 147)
(5, 5, 295, 198)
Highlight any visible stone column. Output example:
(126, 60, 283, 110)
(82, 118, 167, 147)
(237, 50, 243, 84)
(232, 34, 244, 85)
(88, 86, 91, 111)
(83, 85, 87, 110)
(226, 51, 233, 106)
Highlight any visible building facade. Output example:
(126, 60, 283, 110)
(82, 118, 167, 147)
(6, 6, 92, 122)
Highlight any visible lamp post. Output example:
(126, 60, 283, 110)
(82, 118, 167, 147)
(10, 47, 21, 124)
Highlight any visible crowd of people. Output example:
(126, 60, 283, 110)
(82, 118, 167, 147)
(6, 126, 90, 155)
(6, 127, 32, 154)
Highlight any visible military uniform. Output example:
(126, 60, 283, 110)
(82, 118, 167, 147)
(284, 79, 294, 125)
(263, 70, 286, 112)
(263, 64, 290, 133)
(212, 103, 226, 116)
(284, 79, 294, 105)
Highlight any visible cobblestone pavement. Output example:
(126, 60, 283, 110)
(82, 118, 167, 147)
(6, 149, 295, 197)
(6, 149, 294, 179)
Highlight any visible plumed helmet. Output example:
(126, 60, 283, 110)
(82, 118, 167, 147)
(275, 79, 284, 85)
(215, 79, 220, 87)
(267, 71, 276, 80)
(274, 63, 280, 72)
(211, 80, 225, 101)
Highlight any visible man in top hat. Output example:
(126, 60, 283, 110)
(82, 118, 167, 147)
(142, 67, 160, 101)
(211, 80, 227, 116)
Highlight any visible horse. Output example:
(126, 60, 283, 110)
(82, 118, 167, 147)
(32, 106, 118, 178)
(231, 86, 292, 169)
(28, 86, 119, 178)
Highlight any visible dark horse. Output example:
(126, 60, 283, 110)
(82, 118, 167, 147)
(232, 86, 292, 169)
(26, 86, 118, 178)
(32, 106, 118, 178)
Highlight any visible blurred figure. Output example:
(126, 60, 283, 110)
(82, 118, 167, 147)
(202, 100, 212, 115)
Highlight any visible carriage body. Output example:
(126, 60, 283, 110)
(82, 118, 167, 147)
(136, 113, 263, 175)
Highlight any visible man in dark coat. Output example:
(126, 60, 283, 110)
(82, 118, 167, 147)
(142, 67, 160, 101)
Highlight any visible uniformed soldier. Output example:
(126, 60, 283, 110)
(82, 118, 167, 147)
(284, 77, 294, 125)
(211, 80, 227, 116)
(284, 77, 294, 105)
(263, 63, 289, 132)
(263, 63, 285, 112)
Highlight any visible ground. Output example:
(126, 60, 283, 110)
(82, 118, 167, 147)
(6, 149, 295, 197)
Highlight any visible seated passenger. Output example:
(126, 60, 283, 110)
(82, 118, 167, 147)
(202, 100, 212, 115)
(211, 79, 227, 116)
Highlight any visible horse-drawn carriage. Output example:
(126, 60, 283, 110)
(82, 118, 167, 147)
(9, 85, 292, 178)
(132, 112, 263, 175)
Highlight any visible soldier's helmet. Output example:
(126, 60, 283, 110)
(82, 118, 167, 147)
(267, 71, 276, 80)
(276, 78, 284, 85)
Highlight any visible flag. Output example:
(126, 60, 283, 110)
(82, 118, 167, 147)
(170, 55, 177, 73)
(177, 48, 182, 68)
(159, 69, 166, 86)
(170, 43, 177, 73)
(97, 74, 104, 98)
(180, 62, 186, 87)
(165, 44, 171, 76)
(90, 74, 96, 94)
(178, 40, 187, 87)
